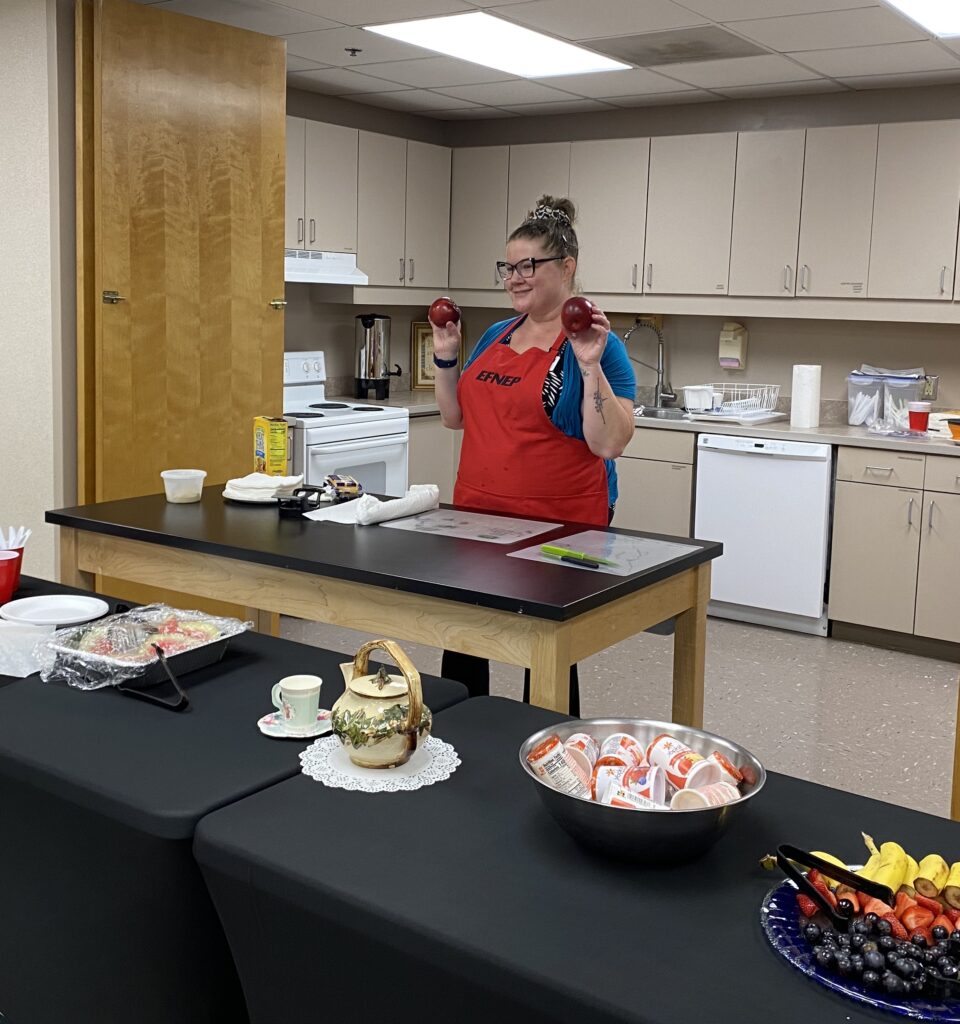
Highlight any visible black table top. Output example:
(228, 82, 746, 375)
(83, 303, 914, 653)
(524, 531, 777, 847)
(46, 488, 721, 621)
(0, 578, 467, 839)
(195, 696, 960, 1024)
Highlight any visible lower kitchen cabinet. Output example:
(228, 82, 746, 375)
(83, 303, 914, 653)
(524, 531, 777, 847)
(829, 481, 921, 634)
(408, 415, 459, 504)
(914, 491, 960, 643)
(615, 429, 695, 537)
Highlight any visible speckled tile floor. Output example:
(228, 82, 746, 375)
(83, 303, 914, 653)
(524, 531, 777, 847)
(281, 616, 960, 819)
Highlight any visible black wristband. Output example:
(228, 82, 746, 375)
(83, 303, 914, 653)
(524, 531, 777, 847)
(433, 354, 459, 369)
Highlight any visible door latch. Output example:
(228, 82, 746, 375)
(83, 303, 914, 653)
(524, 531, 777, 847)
(102, 290, 126, 304)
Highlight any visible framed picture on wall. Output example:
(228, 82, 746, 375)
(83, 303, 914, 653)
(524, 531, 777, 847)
(411, 321, 464, 390)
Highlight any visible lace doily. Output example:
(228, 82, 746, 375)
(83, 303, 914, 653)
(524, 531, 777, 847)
(299, 735, 460, 793)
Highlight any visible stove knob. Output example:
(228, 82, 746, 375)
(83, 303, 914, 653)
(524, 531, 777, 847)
(302, 360, 309, 373)
(313, 360, 321, 373)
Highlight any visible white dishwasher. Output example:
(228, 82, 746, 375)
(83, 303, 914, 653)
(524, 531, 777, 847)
(694, 434, 832, 635)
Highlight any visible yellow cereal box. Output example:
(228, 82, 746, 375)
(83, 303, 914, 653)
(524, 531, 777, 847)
(254, 416, 288, 475)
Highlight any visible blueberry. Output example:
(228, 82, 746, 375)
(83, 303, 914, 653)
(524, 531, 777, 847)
(895, 958, 918, 979)
(938, 956, 955, 971)
(835, 955, 853, 977)
(815, 947, 835, 968)
(882, 972, 906, 995)
(849, 954, 865, 976)
(837, 933, 852, 949)
(852, 919, 871, 935)
(862, 969, 881, 990)
(913, 933, 929, 947)
(864, 951, 885, 971)
(803, 923, 823, 945)
(924, 951, 939, 966)
(887, 950, 902, 966)
(941, 963, 959, 979)
(934, 925, 949, 942)
(875, 919, 892, 937)
(864, 912, 879, 927)
(878, 936, 897, 951)
(850, 933, 866, 951)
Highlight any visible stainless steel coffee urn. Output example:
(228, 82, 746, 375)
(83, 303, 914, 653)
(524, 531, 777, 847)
(354, 313, 401, 400)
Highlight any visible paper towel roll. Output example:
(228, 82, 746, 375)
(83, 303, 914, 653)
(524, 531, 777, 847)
(790, 365, 821, 429)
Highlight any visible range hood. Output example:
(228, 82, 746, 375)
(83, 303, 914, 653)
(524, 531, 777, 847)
(284, 249, 369, 285)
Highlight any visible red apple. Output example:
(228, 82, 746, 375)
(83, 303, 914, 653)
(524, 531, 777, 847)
(561, 296, 595, 334)
(429, 296, 461, 328)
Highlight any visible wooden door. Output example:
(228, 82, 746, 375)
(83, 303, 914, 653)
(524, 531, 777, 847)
(285, 116, 306, 250)
(507, 143, 571, 235)
(357, 131, 407, 286)
(644, 132, 737, 295)
(80, 0, 285, 505)
(449, 146, 509, 290)
(728, 129, 805, 297)
(915, 492, 960, 643)
(868, 120, 960, 301)
(404, 140, 451, 289)
(570, 138, 649, 294)
(797, 124, 877, 298)
(304, 120, 358, 253)
(828, 481, 921, 632)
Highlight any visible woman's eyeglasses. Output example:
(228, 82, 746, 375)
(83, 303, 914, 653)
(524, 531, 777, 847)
(495, 256, 564, 281)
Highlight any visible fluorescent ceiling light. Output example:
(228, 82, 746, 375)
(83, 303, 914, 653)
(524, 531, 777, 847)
(365, 12, 631, 78)
(883, 0, 960, 36)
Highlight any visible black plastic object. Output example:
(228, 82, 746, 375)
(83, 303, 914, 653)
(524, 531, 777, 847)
(115, 640, 228, 711)
(278, 486, 325, 517)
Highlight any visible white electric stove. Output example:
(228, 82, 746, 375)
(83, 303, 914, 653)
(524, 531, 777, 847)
(283, 350, 409, 497)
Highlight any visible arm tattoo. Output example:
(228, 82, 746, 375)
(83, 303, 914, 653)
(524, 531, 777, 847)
(593, 383, 608, 423)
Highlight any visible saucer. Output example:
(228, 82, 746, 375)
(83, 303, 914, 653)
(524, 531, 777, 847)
(257, 709, 332, 740)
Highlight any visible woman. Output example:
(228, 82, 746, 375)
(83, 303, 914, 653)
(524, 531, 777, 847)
(432, 195, 636, 713)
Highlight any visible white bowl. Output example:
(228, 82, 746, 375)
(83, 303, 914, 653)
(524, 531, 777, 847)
(161, 469, 206, 503)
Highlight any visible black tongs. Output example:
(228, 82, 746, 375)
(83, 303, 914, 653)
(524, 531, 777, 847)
(777, 844, 895, 932)
(116, 645, 191, 712)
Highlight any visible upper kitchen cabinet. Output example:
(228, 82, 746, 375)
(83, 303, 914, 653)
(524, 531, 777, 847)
(868, 121, 960, 301)
(644, 133, 737, 295)
(357, 132, 451, 289)
(728, 129, 805, 298)
(570, 138, 649, 294)
(796, 124, 877, 298)
(506, 143, 571, 234)
(285, 117, 358, 253)
(449, 146, 509, 290)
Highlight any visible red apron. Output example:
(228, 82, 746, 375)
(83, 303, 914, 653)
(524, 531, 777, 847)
(454, 317, 609, 526)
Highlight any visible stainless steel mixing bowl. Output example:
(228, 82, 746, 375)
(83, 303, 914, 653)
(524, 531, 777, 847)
(519, 719, 766, 863)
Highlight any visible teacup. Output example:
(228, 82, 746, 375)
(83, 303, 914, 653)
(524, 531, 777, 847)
(271, 674, 322, 734)
(946, 419, 960, 441)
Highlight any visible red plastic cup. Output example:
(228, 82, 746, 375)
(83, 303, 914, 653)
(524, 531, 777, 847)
(0, 551, 19, 604)
(908, 401, 931, 432)
(9, 548, 23, 592)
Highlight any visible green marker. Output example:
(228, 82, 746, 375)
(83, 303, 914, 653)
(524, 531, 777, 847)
(540, 544, 618, 567)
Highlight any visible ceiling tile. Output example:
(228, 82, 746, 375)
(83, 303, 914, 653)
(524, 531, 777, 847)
(532, 67, 695, 96)
(286, 54, 328, 71)
(840, 67, 960, 89)
(732, 7, 928, 52)
(498, 0, 706, 40)
(425, 106, 520, 119)
(438, 79, 584, 103)
(499, 98, 616, 113)
(283, 26, 437, 64)
(714, 78, 848, 97)
(592, 25, 767, 66)
(355, 56, 515, 87)
(655, 53, 819, 87)
(789, 40, 960, 77)
(679, 0, 875, 18)
(351, 89, 483, 110)
(604, 89, 721, 105)
(160, 0, 340, 33)
(285, 66, 413, 93)
(278, 0, 472, 26)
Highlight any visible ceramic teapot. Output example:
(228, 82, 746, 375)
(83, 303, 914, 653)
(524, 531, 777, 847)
(332, 639, 432, 769)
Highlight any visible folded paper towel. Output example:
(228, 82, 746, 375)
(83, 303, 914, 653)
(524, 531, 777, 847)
(223, 472, 303, 502)
(355, 484, 440, 526)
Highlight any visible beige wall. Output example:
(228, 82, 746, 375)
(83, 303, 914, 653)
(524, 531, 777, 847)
(0, 0, 70, 581)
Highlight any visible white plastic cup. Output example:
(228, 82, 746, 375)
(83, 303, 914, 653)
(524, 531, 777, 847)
(161, 469, 207, 503)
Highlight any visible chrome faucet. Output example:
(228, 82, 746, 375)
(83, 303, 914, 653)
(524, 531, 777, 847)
(622, 317, 676, 407)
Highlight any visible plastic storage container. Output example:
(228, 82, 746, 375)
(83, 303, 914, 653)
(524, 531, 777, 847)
(883, 377, 926, 431)
(161, 469, 206, 503)
(846, 374, 884, 426)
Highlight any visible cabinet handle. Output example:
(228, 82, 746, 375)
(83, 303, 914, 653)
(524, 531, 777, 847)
(632, 263, 638, 289)
(783, 265, 792, 292)
(940, 266, 949, 294)
(645, 263, 653, 288)
(800, 264, 810, 292)
(309, 218, 316, 245)
(399, 257, 405, 282)
(907, 497, 914, 526)
(409, 258, 415, 282)
(297, 217, 303, 244)
(928, 499, 936, 530)
(865, 466, 894, 475)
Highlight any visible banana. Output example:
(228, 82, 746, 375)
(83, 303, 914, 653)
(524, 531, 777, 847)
(940, 862, 960, 909)
(859, 834, 907, 893)
(915, 854, 950, 897)
(809, 850, 848, 889)
(904, 855, 920, 888)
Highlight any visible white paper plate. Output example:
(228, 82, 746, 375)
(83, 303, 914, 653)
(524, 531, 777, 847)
(0, 595, 110, 626)
(222, 490, 279, 505)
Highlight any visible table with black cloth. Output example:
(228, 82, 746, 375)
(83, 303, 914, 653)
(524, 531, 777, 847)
(48, 488, 720, 721)
(0, 577, 467, 1024)
(195, 696, 960, 1024)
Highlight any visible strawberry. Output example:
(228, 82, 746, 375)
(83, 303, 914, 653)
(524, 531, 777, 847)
(861, 896, 894, 918)
(932, 914, 955, 935)
(946, 908, 960, 925)
(894, 890, 917, 919)
(811, 878, 837, 908)
(909, 926, 934, 948)
(797, 893, 819, 918)
(915, 893, 943, 915)
(807, 868, 822, 888)
(883, 913, 909, 939)
(901, 906, 936, 932)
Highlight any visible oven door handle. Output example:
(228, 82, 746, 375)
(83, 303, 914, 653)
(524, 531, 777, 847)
(308, 438, 408, 457)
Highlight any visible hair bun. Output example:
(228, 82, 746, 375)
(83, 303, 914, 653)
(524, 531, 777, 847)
(530, 194, 576, 228)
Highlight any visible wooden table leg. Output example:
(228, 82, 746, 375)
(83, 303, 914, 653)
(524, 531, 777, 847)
(671, 563, 710, 729)
(243, 609, 280, 637)
(951, 672, 960, 821)
(58, 528, 96, 591)
(528, 623, 572, 714)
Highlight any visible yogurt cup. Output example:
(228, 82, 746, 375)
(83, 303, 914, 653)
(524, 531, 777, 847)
(670, 782, 741, 810)
(564, 733, 600, 777)
(161, 469, 207, 504)
(647, 733, 722, 790)
(599, 733, 646, 768)
(602, 786, 664, 811)
(622, 764, 666, 805)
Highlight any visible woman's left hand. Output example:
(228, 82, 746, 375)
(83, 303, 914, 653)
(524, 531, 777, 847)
(566, 306, 610, 368)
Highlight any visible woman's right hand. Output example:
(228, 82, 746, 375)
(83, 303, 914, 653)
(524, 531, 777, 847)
(431, 320, 462, 361)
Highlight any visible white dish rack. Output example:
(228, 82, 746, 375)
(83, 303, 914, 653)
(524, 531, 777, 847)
(683, 383, 780, 415)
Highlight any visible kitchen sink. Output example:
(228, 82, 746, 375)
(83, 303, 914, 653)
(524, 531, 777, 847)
(634, 407, 687, 420)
